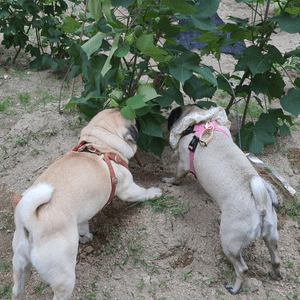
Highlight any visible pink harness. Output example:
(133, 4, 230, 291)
(189, 121, 230, 177)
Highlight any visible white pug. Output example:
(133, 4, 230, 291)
(162, 104, 282, 294)
(12, 108, 162, 300)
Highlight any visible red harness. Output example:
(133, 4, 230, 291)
(72, 142, 129, 203)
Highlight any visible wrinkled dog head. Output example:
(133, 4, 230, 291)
(80, 108, 140, 159)
(167, 104, 205, 131)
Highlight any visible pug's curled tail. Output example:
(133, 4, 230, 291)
(251, 176, 279, 217)
(16, 183, 54, 236)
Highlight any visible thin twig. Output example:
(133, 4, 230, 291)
(129, 29, 163, 97)
(58, 62, 74, 113)
(260, 0, 271, 50)
(13, 26, 31, 64)
(70, 0, 89, 99)
(242, 91, 252, 127)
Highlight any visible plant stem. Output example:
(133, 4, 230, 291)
(70, 0, 89, 100)
(242, 91, 252, 127)
(13, 26, 31, 64)
(260, 0, 271, 50)
(129, 29, 163, 97)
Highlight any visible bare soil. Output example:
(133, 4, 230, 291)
(1, 1, 300, 299)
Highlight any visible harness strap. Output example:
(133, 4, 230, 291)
(189, 121, 230, 178)
(72, 141, 129, 202)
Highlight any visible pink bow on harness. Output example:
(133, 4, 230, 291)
(189, 121, 230, 177)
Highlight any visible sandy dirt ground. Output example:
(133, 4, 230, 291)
(0, 0, 300, 299)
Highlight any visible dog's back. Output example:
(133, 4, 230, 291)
(193, 131, 257, 208)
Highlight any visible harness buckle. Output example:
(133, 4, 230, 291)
(111, 177, 118, 186)
(114, 155, 122, 164)
(204, 122, 214, 131)
(188, 135, 199, 153)
(87, 145, 97, 153)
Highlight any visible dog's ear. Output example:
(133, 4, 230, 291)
(12, 194, 23, 208)
(168, 106, 183, 130)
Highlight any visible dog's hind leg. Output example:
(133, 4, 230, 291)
(12, 228, 33, 300)
(220, 228, 249, 295)
(32, 230, 78, 300)
(51, 272, 76, 300)
(262, 215, 282, 281)
(222, 246, 248, 294)
(11, 254, 32, 300)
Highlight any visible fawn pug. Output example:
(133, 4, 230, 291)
(12, 108, 162, 300)
(162, 104, 282, 294)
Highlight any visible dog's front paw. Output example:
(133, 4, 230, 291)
(269, 271, 283, 281)
(79, 232, 93, 244)
(162, 177, 175, 184)
(224, 283, 241, 295)
(146, 187, 162, 200)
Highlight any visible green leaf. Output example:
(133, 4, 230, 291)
(32, 19, 43, 28)
(82, 32, 106, 58)
(280, 88, 300, 117)
(190, 0, 220, 31)
(193, 66, 218, 86)
(114, 68, 125, 84)
(148, 137, 169, 157)
(193, 0, 220, 17)
(162, 44, 189, 55)
(137, 85, 161, 102)
(196, 101, 217, 109)
(136, 34, 168, 62)
(121, 105, 136, 120)
(114, 42, 130, 57)
(42, 54, 59, 70)
(166, 87, 184, 107)
(270, 12, 300, 34)
(268, 108, 293, 126)
(87, 54, 107, 86)
(258, 113, 279, 131)
(237, 120, 276, 155)
(127, 95, 146, 109)
(0, 9, 9, 18)
(47, 28, 61, 43)
(161, 0, 197, 14)
(294, 78, 300, 88)
(168, 52, 200, 85)
(102, 0, 115, 24)
(101, 33, 120, 76)
(191, 15, 216, 31)
(216, 74, 232, 93)
(284, 48, 300, 58)
(194, 32, 224, 44)
(242, 46, 272, 76)
(88, 0, 103, 22)
(279, 123, 291, 136)
(142, 114, 165, 138)
(61, 16, 81, 33)
(155, 16, 181, 37)
(168, 57, 193, 84)
(111, 0, 135, 9)
(156, 87, 183, 109)
(236, 122, 255, 150)
(265, 45, 286, 65)
(249, 120, 276, 155)
(251, 72, 285, 99)
(183, 75, 216, 100)
(96, 18, 113, 33)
